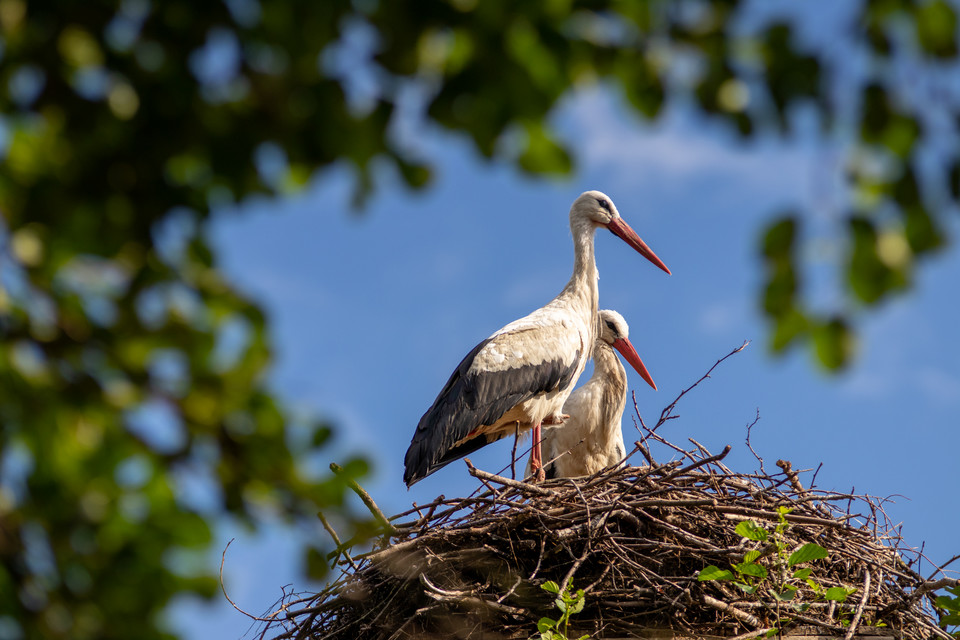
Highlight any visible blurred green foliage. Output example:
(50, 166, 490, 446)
(1, 0, 958, 637)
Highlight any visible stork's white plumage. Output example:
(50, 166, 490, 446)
(403, 191, 670, 486)
(531, 310, 655, 479)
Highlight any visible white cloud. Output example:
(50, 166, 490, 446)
(915, 367, 960, 406)
(561, 88, 813, 197)
(698, 298, 749, 336)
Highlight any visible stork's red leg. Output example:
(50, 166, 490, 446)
(530, 422, 545, 482)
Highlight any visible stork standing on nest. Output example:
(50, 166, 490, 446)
(531, 310, 656, 479)
(403, 191, 670, 486)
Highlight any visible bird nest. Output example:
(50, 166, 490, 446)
(247, 346, 956, 640)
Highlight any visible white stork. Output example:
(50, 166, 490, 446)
(403, 191, 670, 486)
(531, 309, 654, 479)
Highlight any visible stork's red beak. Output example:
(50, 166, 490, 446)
(606, 217, 671, 275)
(612, 337, 657, 391)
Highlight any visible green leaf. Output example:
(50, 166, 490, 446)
(744, 550, 762, 563)
(916, 0, 958, 58)
(735, 582, 759, 595)
(792, 568, 813, 580)
(734, 562, 768, 579)
(761, 216, 797, 260)
(771, 307, 810, 353)
(306, 546, 330, 580)
(699, 566, 736, 581)
(537, 617, 557, 633)
(941, 613, 960, 625)
(813, 316, 855, 371)
(937, 595, 960, 612)
(848, 216, 902, 304)
(568, 590, 585, 615)
(517, 122, 572, 176)
(771, 586, 798, 602)
(788, 543, 829, 567)
(825, 586, 853, 602)
(735, 520, 769, 542)
(541, 580, 560, 594)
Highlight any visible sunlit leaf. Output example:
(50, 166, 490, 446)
(788, 543, 829, 567)
(735, 520, 769, 541)
(813, 317, 855, 371)
(734, 562, 768, 579)
(699, 565, 735, 581)
(825, 586, 854, 602)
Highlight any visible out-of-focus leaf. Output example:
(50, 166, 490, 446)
(762, 216, 797, 259)
(903, 205, 945, 254)
(848, 216, 903, 304)
(860, 83, 920, 157)
(915, 0, 958, 58)
(771, 307, 809, 353)
(761, 23, 822, 131)
(306, 546, 331, 580)
(517, 122, 573, 175)
(813, 317, 855, 370)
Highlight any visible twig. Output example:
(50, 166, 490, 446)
(776, 459, 806, 496)
(661, 445, 732, 483)
(702, 594, 763, 628)
(317, 511, 360, 573)
(726, 627, 777, 640)
(220, 539, 275, 622)
(843, 568, 871, 640)
(651, 340, 750, 435)
(464, 458, 553, 496)
(330, 462, 397, 536)
(745, 409, 766, 475)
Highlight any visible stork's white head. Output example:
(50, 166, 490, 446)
(598, 309, 630, 345)
(597, 309, 657, 391)
(571, 190, 622, 227)
(570, 191, 672, 275)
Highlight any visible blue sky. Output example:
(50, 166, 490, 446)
(171, 86, 960, 638)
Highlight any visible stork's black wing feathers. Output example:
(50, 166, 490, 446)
(404, 334, 580, 486)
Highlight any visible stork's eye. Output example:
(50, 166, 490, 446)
(597, 197, 611, 211)
(604, 319, 616, 332)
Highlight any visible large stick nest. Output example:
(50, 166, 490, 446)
(252, 347, 956, 640)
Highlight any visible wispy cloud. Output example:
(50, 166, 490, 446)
(562, 89, 813, 198)
(915, 367, 960, 406)
(698, 298, 750, 336)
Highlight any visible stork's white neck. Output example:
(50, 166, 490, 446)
(593, 340, 626, 383)
(557, 216, 600, 329)
(593, 340, 628, 437)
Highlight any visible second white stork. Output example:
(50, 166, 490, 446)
(533, 309, 655, 479)
(403, 191, 670, 486)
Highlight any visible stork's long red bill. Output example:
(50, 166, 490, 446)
(606, 217, 671, 275)
(612, 337, 657, 391)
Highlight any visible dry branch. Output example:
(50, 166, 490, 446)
(259, 446, 949, 640)
(250, 344, 952, 640)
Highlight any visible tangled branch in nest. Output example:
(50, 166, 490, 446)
(242, 343, 956, 639)
(252, 444, 953, 640)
